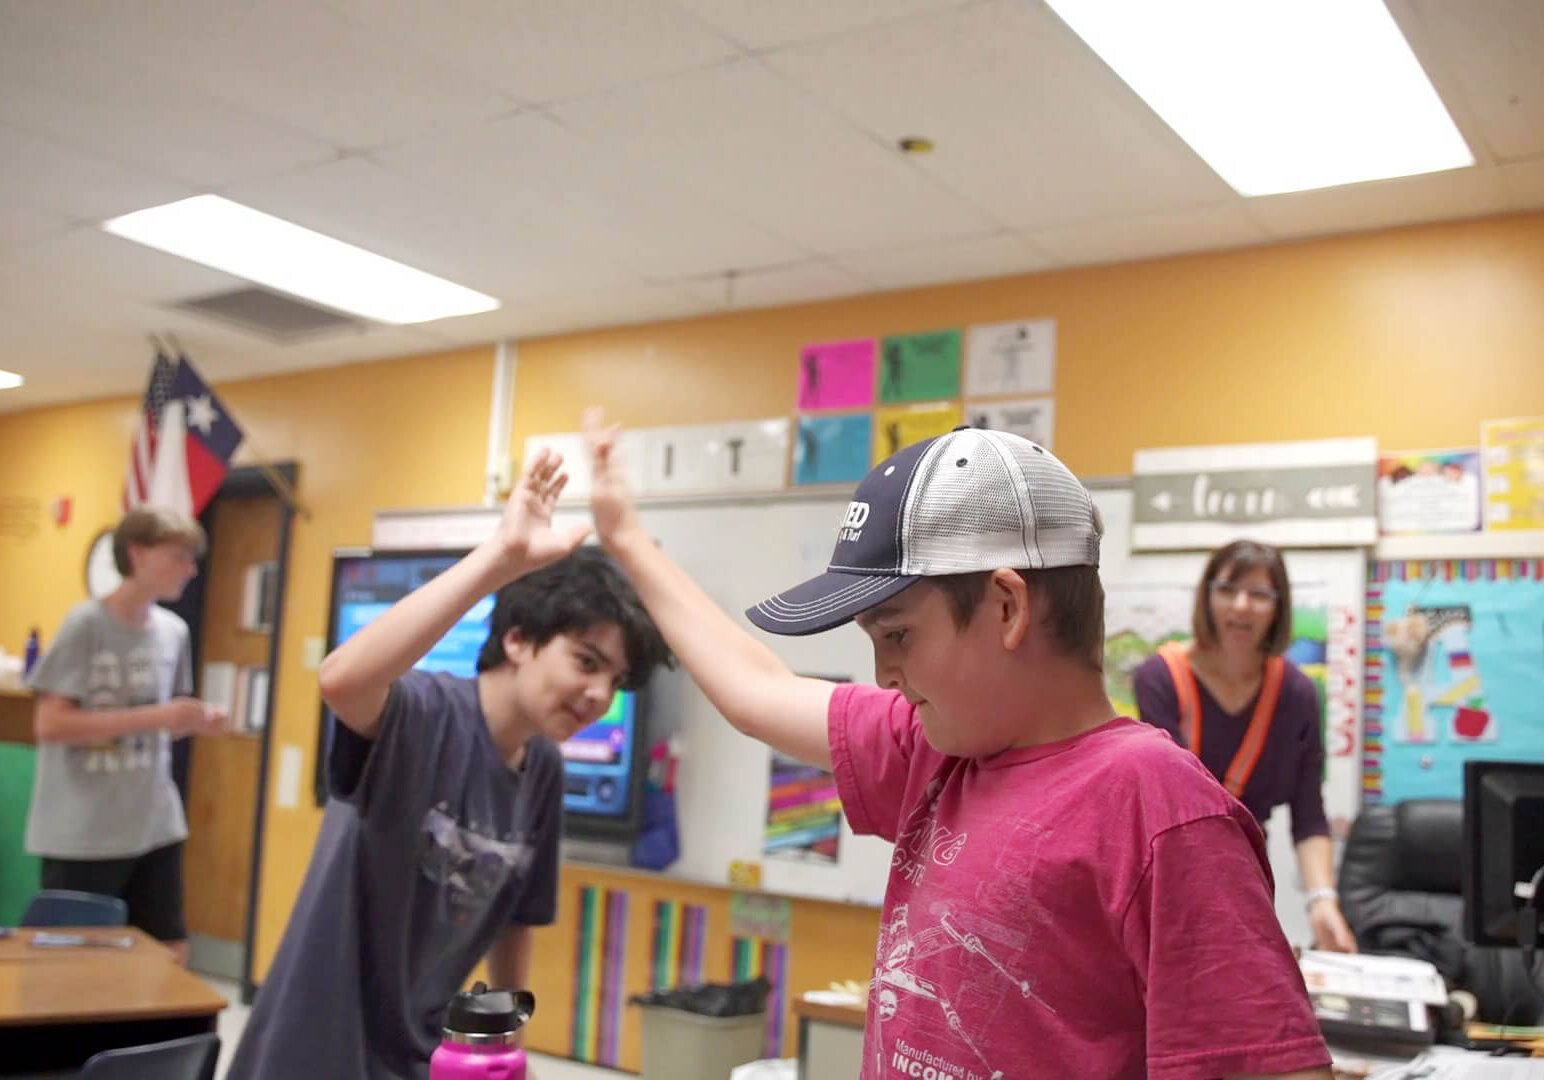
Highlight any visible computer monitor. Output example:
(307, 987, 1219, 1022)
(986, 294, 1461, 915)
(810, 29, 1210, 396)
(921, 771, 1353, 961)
(315, 548, 650, 842)
(1462, 759, 1544, 958)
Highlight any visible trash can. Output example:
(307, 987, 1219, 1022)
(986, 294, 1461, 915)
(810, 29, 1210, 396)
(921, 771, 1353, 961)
(631, 978, 770, 1080)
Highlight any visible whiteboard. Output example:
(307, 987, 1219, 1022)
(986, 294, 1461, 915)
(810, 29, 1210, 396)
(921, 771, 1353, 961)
(546, 492, 895, 907)
(382, 484, 1365, 933)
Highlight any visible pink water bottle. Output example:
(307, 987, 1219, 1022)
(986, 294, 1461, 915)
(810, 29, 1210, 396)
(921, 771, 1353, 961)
(431, 983, 534, 1080)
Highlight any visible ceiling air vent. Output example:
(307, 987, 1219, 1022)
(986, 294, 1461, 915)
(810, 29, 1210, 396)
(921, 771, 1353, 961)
(170, 286, 364, 342)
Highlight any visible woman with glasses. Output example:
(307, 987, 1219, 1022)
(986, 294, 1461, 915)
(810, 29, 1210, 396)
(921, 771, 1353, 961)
(1133, 539, 1357, 953)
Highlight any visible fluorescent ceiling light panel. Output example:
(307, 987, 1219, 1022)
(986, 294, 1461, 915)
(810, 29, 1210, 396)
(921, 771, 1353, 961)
(0, 369, 24, 390)
(102, 195, 499, 324)
(1045, 0, 1474, 196)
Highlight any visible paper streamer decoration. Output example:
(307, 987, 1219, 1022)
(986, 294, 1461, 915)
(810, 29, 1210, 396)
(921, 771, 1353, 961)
(572, 886, 629, 1066)
(733, 937, 790, 1060)
(651, 900, 707, 990)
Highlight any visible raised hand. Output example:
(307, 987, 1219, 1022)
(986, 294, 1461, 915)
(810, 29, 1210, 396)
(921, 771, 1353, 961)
(582, 407, 644, 545)
(489, 447, 592, 577)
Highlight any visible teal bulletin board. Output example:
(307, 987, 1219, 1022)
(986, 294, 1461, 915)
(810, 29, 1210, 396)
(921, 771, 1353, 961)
(1365, 559, 1544, 803)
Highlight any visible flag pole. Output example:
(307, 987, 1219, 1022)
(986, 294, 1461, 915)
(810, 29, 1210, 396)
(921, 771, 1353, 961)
(163, 335, 312, 521)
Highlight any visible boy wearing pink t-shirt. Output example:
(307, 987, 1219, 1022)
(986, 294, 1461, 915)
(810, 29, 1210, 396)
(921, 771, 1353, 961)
(584, 410, 1331, 1080)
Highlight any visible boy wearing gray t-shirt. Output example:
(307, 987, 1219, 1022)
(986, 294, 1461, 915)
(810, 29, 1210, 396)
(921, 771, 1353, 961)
(27, 507, 227, 964)
(228, 449, 672, 1080)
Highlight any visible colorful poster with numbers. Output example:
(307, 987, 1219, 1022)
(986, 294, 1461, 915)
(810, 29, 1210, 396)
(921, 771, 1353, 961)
(794, 414, 872, 486)
(878, 329, 962, 403)
(798, 339, 877, 411)
(1364, 560, 1544, 803)
(873, 402, 963, 464)
(1482, 417, 1544, 530)
(965, 318, 1056, 397)
(764, 750, 841, 864)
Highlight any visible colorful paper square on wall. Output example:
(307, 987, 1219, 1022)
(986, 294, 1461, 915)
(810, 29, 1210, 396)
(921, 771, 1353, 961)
(795, 414, 873, 486)
(874, 403, 963, 464)
(878, 329, 962, 403)
(798, 339, 877, 411)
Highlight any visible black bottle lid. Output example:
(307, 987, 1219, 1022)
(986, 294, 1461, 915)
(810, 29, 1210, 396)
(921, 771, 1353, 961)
(445, 982, 536, 1036)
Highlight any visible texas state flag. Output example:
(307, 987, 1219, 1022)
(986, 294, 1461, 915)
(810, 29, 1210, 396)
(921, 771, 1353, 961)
(124, 354, 244, 519)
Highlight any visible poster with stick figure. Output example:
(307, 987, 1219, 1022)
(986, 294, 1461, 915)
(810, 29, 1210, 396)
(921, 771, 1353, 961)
(797, 339, 876, 411)
(965, 319, 1056, 398)
(879, 330, 962, 403)
(874, 403, 963, 465)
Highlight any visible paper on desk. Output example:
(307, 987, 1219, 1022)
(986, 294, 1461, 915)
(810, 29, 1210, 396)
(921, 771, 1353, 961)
(802, 989, 865, 1007)
(1300, 950, 1448, 1007)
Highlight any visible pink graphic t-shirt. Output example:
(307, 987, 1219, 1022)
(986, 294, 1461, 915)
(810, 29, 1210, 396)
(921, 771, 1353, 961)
(828, 683, 1330, 1080)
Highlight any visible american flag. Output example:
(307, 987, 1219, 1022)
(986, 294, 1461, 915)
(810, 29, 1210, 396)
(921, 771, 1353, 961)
(123, 350, 178, 511)
(122, 349, 243, 517)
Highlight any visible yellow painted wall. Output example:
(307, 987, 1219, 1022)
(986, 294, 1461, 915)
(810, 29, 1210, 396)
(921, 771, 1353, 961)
(510, 212, 1544, 477)
(2, 211, 1543, 995)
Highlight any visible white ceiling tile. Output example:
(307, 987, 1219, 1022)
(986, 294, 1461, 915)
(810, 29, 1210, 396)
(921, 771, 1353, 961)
(375, 112, 808, 280)
(227, 156, 638, 303)
(761, 0, 1235, 231)
(1497, 158, 1544, 211)
(1245, 167, 1512, 239)
(0, 39, 334, 189)
(0, 125, 192, 222)
(4, 0, 515, 150)
(1026, 204, 1268, 267)
(2, 0, 1543, 405)
(669, 0, 970, 50)
(0, 205, 74, 254)
(676, 260, 873, 310)
(432, 285, 720, 343)
(0, 228, 246, 310)
(1401, 0, 1544, 164)
(269, 324, 453, 365)
(326, 0, 737, 104)
(833, 232, 1053, 290)
(551, 58, 995, 251)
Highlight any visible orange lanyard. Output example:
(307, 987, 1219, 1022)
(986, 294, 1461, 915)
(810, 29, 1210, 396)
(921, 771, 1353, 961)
(1156, 643, 1285, 800)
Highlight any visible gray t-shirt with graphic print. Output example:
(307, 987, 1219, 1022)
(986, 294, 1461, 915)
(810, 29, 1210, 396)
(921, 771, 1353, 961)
(227, 669, 563, 1080)
(26, 600, 192, 859)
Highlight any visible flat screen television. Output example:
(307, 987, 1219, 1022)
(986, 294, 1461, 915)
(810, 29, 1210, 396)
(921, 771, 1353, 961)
(315, 548, 649, 841)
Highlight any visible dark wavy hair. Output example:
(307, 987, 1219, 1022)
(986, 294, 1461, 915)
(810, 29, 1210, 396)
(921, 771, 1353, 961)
(476, 546, 673, 689)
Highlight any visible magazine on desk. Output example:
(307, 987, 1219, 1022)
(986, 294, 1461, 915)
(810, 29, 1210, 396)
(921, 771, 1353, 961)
(1300, 950, 1448, 1043)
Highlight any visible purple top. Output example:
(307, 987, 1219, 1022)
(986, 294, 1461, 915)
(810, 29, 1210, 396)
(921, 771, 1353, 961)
(1133, 655, 1330, 844)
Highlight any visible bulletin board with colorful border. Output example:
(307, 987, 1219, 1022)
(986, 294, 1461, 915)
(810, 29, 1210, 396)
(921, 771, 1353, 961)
(1364, 559, 1544, 804)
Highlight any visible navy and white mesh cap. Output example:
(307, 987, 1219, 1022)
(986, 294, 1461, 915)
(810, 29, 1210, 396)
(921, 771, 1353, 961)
(746, 427, 1102, 637)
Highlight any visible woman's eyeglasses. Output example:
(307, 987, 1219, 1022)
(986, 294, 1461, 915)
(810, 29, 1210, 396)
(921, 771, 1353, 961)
(1210, 580, 1278, 609)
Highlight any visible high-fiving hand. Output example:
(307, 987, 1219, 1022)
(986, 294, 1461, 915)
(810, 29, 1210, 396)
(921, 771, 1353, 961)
(582, 407, 644, 546)
(489, 446, 592, 578)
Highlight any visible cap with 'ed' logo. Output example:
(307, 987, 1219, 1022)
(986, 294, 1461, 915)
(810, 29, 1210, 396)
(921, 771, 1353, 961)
(746, 427, 1102, 637)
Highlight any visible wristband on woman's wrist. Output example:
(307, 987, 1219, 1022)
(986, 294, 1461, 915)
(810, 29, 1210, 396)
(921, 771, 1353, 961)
(1305, 886, 1339, 910)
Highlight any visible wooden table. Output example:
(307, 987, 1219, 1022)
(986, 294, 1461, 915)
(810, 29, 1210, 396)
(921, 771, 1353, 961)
(793, 997, 866, 1080)
(0, 927, 227, 1073)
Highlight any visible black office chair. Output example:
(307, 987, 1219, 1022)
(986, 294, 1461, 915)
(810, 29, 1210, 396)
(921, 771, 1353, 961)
(80, 1033, 220, 1080)
(20, 889, 129, 927)
(1339, 799, 1544, 1024)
